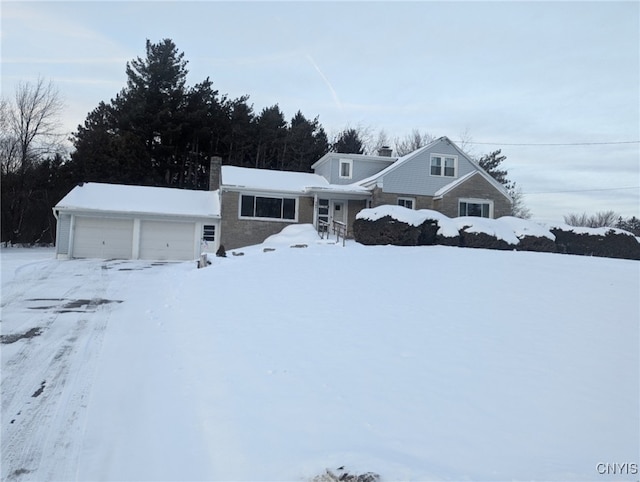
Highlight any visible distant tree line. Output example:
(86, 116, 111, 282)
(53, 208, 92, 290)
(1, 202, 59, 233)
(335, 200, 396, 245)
(564, 211, 640, 235)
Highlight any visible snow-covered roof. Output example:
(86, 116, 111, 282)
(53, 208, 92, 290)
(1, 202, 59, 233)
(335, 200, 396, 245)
(55, 182, 220, 218)
(221, 166, 369, 196)
(310, 152, 398, 170)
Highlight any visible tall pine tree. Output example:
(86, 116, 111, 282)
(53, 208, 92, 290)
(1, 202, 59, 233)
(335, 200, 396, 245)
(332, 128, 364, 154)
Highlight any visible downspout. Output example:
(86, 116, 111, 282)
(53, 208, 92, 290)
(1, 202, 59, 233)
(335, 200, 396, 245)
(52, 208, 59, 257)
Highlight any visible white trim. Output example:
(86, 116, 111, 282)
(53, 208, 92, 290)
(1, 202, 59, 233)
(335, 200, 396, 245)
(397, 197, 416, 209)
(458, 198, 494, 218)
(330, 199, 348, 226)
(132, 218, 141, 259)
(430, 153, 458, 178)
(339, 158, 353, 179)
(237, 192, 299, 222)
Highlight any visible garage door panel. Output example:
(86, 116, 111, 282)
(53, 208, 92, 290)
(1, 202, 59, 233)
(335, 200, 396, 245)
(73, 217, 134, 259)
(139, 220, 195, 260)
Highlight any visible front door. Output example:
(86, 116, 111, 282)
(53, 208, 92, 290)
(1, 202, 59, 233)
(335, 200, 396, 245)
(331, 201, 345, 225)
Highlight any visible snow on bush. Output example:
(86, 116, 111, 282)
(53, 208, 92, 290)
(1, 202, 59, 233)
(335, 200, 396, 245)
(354, 206, 640, 259)
(356, 205, 459, 238)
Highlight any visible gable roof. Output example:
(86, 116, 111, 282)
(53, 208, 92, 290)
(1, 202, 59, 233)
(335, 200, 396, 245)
(357, 137, 445, 188)
(55, 182, 221, 218)
(433, 170, 511, 202)
(221, 166, 369, 196)
(358, 136, 512, 201)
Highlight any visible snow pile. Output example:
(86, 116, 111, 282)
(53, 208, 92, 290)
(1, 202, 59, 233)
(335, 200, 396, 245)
(262, 223, 334, 247)
(2, 242, 638, 481)
(497, 216, 556, 240)
(455, 216, 521, 245)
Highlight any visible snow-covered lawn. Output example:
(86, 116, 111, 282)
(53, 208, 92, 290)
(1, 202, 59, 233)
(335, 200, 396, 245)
(1, 228, 638, 481)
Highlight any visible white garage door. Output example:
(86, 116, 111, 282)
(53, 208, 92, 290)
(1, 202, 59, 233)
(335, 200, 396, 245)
(139, 220, 196, 260)
(73, 217, 134, 259)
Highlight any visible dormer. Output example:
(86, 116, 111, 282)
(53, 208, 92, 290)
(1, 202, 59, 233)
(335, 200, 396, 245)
(312, 149, 398, 185)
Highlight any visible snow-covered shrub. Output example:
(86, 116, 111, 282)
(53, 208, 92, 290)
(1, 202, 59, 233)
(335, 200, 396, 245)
(311, 468, 380, 482)
(354, 206, 640, 260)
(549, 224, 640, 260)
(352, 215, 423, 246)
(354, 206, 453, 246)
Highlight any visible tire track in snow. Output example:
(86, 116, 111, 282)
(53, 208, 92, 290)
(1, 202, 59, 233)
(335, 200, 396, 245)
(1, 260, 122, 481)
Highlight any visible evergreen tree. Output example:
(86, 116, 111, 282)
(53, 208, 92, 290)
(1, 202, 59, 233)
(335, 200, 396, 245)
(332, 128, 364, 154)
(283, 111, 329, 172)
(224, 97, 256, 167)
(254, 105, 287, 169)
(616, 216, 640, 235)
(477, 150, 512, 190)
(121, 38, 189, 184)
(475, 149, 535, 218)
(70, 38, 332, 187)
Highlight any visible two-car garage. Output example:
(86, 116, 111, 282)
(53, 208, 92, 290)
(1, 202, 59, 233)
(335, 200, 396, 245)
(54, 183, 221, 261)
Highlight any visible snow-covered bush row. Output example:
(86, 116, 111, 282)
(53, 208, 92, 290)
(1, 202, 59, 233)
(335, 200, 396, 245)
(354, 205, 640, 260)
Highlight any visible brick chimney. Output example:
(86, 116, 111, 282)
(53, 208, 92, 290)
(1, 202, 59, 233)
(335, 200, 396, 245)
(209, 156, 222, 191)
(377, 146, 393, 157)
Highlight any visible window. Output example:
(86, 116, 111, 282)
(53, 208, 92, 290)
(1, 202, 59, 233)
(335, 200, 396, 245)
(430, 154, 456, 177)
(318, 199, 329, 223)
(240, 195, 296, 220)
(397, 197, 415, 209)
(203, 225, 216, 241)
(339, 159, 353, 179)
(459, 199, 492, 218)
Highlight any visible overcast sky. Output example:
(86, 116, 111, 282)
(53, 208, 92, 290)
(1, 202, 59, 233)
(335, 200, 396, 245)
(2, 1, 639, 221)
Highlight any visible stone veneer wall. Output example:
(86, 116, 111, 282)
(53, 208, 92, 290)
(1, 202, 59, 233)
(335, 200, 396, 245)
(220, 191, 314, 249)
(435, 174, 511, 218)
(371, 187, 434, 210)
(346, 200, 368, 238)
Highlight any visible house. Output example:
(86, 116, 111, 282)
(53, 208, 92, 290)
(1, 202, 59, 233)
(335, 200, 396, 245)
(53, 183, 220, 260)
(217, 136, 512, 249)
(54, 136, 511, 258)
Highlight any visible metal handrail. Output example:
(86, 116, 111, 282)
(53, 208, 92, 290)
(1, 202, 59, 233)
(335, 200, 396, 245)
(317, 219, 346, 246)
(317, 219, 330, 239)
(332, 220, 347, 246)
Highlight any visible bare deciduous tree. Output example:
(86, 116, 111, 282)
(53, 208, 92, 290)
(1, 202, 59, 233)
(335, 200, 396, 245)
(1, 77, 65, 245)
(2, 77, 65, 175)
(370, 128, 390, 156)
(509, 184, 531, 219)
(564, 210, 619, 228)
(393, 129, 435, 156)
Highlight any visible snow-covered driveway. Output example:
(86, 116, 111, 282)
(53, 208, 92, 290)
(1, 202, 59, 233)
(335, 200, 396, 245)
(1, 253, 181, 481)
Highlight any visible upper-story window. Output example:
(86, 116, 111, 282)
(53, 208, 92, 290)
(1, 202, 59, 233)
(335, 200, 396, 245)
(430, 154, 457, 177)
(339, 159, 353, 179)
